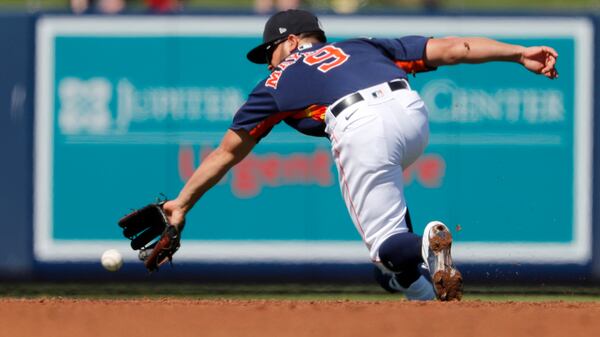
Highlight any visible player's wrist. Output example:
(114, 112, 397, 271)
(514, 46, 527, 65)
(171, 197, 191, 214)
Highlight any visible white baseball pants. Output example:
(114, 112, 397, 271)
(324, 81, 430, 262)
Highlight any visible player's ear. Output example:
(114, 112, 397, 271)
(287, 34, 300, 49)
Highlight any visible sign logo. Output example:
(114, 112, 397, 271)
(58, 77, 112, 134)
(57, 77, 245, 137)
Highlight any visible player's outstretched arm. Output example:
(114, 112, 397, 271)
(162, 129, 256, 227)
(425, 37, 558, 79)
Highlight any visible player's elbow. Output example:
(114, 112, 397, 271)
(442, 38, 471, 64)
(210, 146, 238, 171)
(427, 37, 470, 66)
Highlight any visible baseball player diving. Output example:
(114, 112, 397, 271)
(128, 9, 558, 301)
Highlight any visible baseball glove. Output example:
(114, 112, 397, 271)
(118, 202, 183, 272)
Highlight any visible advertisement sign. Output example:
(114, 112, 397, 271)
(35, 16, 593, 264)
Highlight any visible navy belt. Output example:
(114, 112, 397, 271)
(330, 79, 409, 117)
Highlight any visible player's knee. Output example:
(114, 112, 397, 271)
(378, 232, 423, 273)
(375, 233, 424, 290)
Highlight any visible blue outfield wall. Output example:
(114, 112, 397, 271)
(592, 13, 600, 281)
(0, 13, 35, 279)
(0, 12, 598, 283)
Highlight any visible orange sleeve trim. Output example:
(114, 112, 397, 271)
(248, 111, 296, 139)
(290, 105, 327, 122)
(249, 105, 328, 140)
(395, 59, 430, 75)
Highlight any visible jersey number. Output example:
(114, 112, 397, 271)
(303, 46, 349, 73)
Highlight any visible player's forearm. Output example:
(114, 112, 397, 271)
(173, 129, 255, 214)
(455, 37, 525, 63)
(427, 37, 525, 66)
(175, 147, 236, 213)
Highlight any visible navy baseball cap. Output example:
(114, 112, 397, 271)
(247, 9, 326, 64)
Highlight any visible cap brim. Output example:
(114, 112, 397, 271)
(246, 28, 326, 64)
(246, 42, 271, 64)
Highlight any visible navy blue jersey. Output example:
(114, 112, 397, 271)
(230, 36, 435, 142)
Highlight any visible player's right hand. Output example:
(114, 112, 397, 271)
(520, 46, 558, 79)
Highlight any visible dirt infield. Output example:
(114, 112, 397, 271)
(1, 299, 599, 337)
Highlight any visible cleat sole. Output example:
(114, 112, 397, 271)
(429, 224, 463, 301)
(433, 269, 463, 301)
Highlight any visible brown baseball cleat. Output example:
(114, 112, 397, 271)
(421, 221, 463, 301)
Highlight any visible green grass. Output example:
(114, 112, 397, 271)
(1, 283, 600, 302)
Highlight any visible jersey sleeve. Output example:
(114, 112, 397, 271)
(230, 82, 290, 143)
(365, 36, 436, 75)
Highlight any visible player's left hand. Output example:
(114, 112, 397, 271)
(118, 202, 184, 272)
(162, 199, 187, 231)
(520, 46, 558, 79)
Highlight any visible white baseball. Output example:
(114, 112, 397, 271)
(101, 249, 123, 272)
